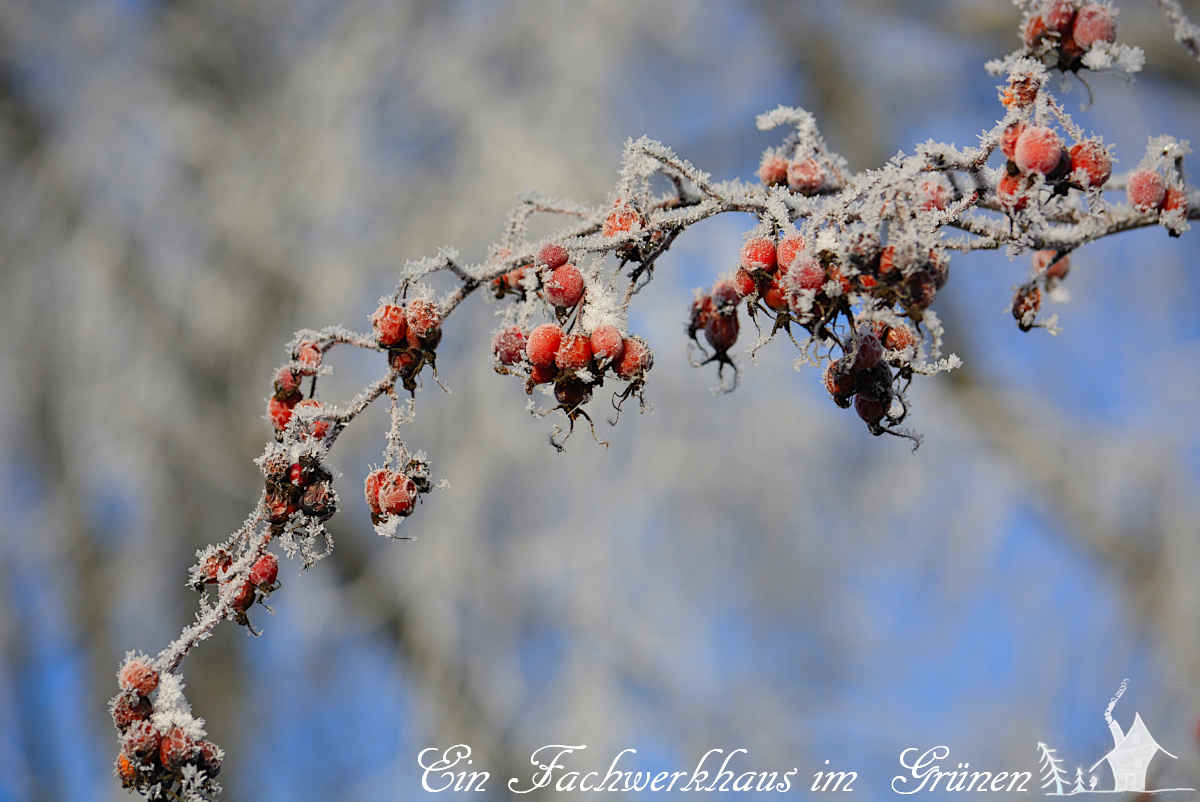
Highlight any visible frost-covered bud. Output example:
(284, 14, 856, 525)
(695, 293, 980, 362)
(526, 323, 563, 367)
(249, 553, 279, 588)
(119, 657, 159, 697)
(1033, 250, 1070, 280)
(545, 264, 584, 308)
(378, 472, 417, 518)
(758, 152, 788, 186)
(492, 326, 527, 366)
(614, 336, 653, 380)
(406, 299, 442, 345)
(1072, 4, 1115, 48)
(159, 726, 198, 771)
(555, 333, 593, 371)
(112, 693, 152, 731)
(704, 313, 739, 354)
(788, 157, 825, 195)
(1068, 140, 1111, 188)
(122, 720, 161, 762)
(371, 303, 408, 347)
(740, 237, 777, 272)
(1014, 126, 1064, 175)
(1127, 170, 1166, 211)
(1012, 285, 1042, 331)
(538, 243, 570, 269)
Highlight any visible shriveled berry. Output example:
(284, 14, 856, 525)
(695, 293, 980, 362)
(1012, 285, 1043, 330)
(273, 366, 302, 402)
(775, 234, 806, 273)
(824, 359, 856, 407)
(123, 720, 161, 762)
(614, 336, 652, 380)
(544, 264, 584, 308)
(112, 693, 152, 731)
(712, 279, 741, 310)
(538, 243, 569, 269)
(852, 330, 884, 373)
(119, 658, 159, 697)
(249, 553, 279, 588)
(758, 152, 788, 186)
(855, 393, 888, 426)
(371, 303, 407, 347)
(195, 740, 223, 776)
(1033, 250, 1070, 279)
(554, 377, 591, 408)
(704, 313, 739, 353)
(1068, 140, 1111, 188)
(526, 323, 564, 367)
(788, 157, 825, 195)
(740, 237, 777, 272)
(590, 326, 625, 366)
(528, 363, 556, 385)
(202, 551, 232, 584)
(1127, 170, 1166, 211)
(268, 395, 298, 432)
(1072, 4, 1115, 48)
(555, 333, 594, 371)
(1015, 126, 1064, 175)
(116, 752, 139, 787)
(378, 472, 417, 517)
(388, 347, 423, 379)
(364, 468, 388, 515)
(300, 481, 336, 520)
(492, 326, 527, 366)
(160, 726, 198, 771)
(406, 299, 441, 342)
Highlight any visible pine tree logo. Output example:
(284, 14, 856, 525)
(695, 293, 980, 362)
(1039, 679, 1195, 795)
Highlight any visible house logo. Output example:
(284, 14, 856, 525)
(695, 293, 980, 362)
(1039, 679, 1194, 796)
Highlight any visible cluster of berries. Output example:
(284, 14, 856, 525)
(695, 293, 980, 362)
(267, 342, 329, 438)
(372, 298, 444, 393)
(260, 448, 336, 533)
(758, 151, 832, 196)
(1022, 0, 1116, 70)
(363, 457, 432, 526)
(194, 544, 281, 632)
(823, 326, 912, 438)
(111, 657, 222, 794)
(491, 243, 585, 310)
(998, 123, 1113, 210)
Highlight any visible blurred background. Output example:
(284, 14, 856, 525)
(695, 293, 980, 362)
(1, 1, 1198, 800)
